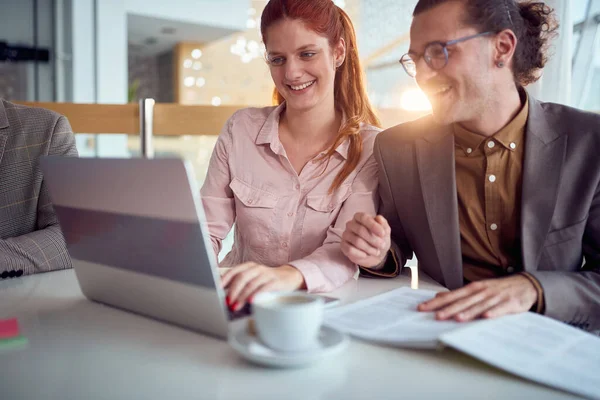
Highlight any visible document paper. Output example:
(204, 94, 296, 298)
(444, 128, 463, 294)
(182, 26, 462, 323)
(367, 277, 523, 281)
(440, 312, 600, 400)
(324, 287, 468, 349)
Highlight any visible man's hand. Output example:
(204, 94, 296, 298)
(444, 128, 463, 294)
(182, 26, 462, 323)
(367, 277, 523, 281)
(221, 263, 305, 311)
(418, 275, 538, 322)
(341, 213, 391, 268)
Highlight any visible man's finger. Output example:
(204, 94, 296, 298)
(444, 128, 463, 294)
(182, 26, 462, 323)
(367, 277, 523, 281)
(482, 298, 524, 319)
(434, 290, 491, 320)
(452, 293, 505, 322)
(341, 241, 369, 263)
(347, 220, 386, 249)
(355, 213, 386, 237)
(418, 283, 485, 312)
(375, 215, 391, 235)
(342, 230, 381, 256)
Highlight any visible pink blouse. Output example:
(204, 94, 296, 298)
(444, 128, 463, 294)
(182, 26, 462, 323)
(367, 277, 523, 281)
(200, 104, 380, 292)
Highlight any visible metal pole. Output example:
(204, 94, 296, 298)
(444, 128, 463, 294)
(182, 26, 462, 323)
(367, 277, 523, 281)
(139, 98, 155, 158)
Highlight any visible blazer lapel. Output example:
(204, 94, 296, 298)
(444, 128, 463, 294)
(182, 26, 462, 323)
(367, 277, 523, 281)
(0, 100, 9, 166)
(416, 127, 463, 289)
(521, 97, 567, 271)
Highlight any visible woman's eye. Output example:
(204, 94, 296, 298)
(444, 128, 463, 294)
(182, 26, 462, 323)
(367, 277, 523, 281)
(269, 57, 285, 66)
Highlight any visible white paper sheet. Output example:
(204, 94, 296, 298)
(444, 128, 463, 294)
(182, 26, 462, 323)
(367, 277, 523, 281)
(324, 287, 467, 349)
(440, 312, 600, 400)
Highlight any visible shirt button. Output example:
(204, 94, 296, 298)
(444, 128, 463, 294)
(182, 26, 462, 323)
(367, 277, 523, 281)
(295, 184, 300, 190)
(510, 142, 517, 149)
(488, 174, 496, 183)
(466, 148, 472, 154)
(490, 223, 498, 231)
(287, 212, 294, 217)
(282, 242, 288, 248)
(487, 141, 495, 148)
(507, 266, 515, 273)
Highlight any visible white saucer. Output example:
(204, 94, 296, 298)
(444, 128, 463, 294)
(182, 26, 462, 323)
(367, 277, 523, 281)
(229, 325, 349, 368)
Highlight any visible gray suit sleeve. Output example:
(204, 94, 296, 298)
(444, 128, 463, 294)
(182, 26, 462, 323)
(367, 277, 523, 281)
(360, 134, 413, 277)
(0, 116, 78, 276)
(530, 180, 600, 332)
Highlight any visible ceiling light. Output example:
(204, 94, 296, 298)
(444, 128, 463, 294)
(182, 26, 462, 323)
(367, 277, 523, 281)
(184, 76, 195, 87)
(191, 49, 202, 59)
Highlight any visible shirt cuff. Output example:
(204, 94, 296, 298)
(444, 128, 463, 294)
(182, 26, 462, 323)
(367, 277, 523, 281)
(359, 247, 400, 278)
(519, 271, 546, 314)
(287, 259, 328, 293)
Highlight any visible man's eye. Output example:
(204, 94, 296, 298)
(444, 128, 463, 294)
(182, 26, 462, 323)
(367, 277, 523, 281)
(301, 52, 316, 58)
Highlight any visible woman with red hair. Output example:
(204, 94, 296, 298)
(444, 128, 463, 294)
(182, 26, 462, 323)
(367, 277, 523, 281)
(201, 0, 382, 311)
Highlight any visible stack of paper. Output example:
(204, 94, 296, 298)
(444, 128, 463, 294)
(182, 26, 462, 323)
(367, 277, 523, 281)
(324, 287, 469, 349)
(324, 287, 600, 399)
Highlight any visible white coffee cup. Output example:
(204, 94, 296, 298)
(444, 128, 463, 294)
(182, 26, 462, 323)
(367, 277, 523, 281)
(252, 291, 324, 352)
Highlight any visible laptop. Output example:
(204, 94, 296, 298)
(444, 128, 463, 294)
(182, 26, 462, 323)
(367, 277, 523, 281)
(40, 157, 238, 339)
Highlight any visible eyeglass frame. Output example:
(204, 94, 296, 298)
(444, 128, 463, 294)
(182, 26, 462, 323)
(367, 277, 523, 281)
(399, 31, 494, 77)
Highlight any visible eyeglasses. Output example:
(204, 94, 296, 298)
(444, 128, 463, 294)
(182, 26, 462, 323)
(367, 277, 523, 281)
(399, 32, 494, 77)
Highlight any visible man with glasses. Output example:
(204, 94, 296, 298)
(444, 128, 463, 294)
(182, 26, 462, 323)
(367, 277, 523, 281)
(341, 0, 600, 331)
(0, 99, 77, 279)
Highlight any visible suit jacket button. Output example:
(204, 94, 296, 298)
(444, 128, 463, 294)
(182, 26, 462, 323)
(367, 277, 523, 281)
(1, 271, 8, 279)
(8, 270, 16, 278)
(506, 266, 515, 273)
(16, 270, 23, 277)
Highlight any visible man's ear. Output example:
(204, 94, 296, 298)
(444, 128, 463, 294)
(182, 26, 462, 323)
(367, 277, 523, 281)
(494, 29, 517, 68)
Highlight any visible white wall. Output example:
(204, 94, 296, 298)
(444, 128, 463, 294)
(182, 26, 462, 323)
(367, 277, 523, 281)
(124, 0, 248, 30)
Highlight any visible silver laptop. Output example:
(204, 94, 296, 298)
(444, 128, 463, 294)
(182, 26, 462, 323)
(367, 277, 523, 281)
(40, 157, 234, 339)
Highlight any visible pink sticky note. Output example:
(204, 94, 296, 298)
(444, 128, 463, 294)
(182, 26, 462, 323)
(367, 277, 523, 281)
(0, 319, 20, 340)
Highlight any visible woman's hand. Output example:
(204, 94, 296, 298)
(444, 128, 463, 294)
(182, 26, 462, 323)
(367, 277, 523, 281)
(221, 263, 306, 311)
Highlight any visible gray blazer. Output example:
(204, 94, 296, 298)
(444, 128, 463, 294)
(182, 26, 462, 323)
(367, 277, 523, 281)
(0, 99, 78, 279)
(374, 96, 600, 331)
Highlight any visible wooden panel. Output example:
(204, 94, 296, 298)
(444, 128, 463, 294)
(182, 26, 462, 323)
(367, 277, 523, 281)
(25, 101, 582, 137)
(153, 103, 238, 135)
(15, 102, 139, 134)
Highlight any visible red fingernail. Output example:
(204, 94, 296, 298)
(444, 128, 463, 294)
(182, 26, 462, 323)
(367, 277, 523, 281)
(232, 302, 239, 311)
(225, 296, 231, 306)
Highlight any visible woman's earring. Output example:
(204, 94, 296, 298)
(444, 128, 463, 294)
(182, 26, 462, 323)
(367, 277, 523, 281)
(496, 61, 505, 68)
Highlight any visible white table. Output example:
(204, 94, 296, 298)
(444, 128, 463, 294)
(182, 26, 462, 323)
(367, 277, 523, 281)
(0, 269, 581, 400)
